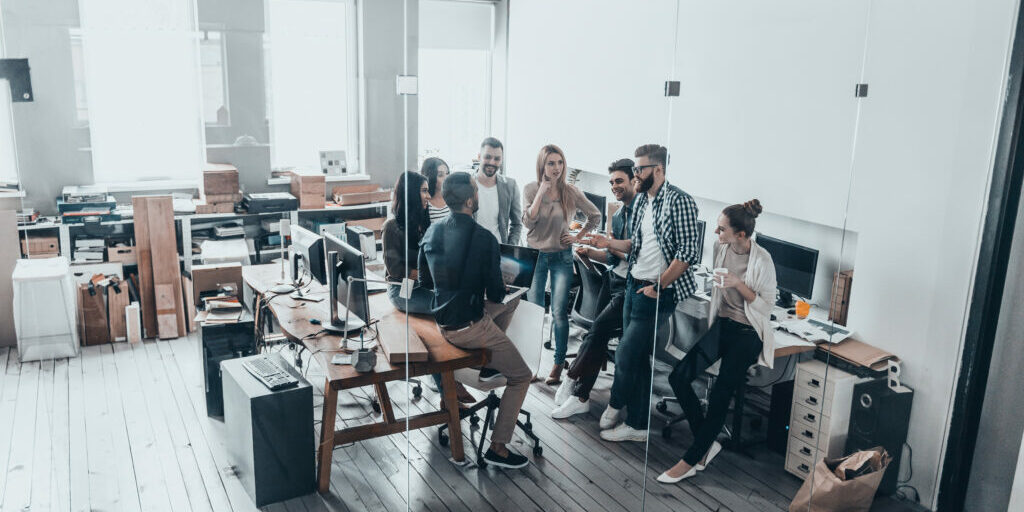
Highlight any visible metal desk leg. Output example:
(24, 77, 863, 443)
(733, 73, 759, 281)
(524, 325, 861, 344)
(317, 380, 338, 493)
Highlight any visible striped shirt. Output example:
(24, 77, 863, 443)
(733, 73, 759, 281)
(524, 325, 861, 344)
(627, 181, 701, 303)
(428, 203, 450, 224)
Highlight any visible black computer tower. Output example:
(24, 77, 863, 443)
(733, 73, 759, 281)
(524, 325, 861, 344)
(201, 321, 256, 418)
(768, 380, 795, 455)
(222, 354, 315, 507)
(844, 379, 914, 496)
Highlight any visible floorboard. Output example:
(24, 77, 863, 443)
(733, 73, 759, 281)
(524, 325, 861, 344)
(2, 336, 930, 512)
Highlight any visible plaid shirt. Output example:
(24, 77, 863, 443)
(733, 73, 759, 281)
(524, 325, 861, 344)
(628, 181, 701, 303)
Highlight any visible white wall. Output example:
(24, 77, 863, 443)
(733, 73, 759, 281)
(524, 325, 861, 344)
(845, 0, 1019, 506)
(507, 0, 1021, 508)
(505, 0, 676, 186)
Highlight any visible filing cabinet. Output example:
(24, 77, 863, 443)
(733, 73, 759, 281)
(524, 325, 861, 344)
(785, 359, 870, 480)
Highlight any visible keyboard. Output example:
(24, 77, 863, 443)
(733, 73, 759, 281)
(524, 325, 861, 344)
(242, 356, 299, 391)
(806, 318, 850, 337)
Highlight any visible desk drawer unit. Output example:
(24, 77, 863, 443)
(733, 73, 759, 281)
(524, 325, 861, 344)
(785, 359, 869, 480)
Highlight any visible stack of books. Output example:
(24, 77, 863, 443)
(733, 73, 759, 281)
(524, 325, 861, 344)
(202, 294, 243, 324)
(74, 238, 106, 262)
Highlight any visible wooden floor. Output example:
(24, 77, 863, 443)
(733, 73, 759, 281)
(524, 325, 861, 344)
(0, 337, 927, 512)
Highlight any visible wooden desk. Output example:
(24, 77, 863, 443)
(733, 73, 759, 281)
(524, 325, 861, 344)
(242, 264, 487, 494)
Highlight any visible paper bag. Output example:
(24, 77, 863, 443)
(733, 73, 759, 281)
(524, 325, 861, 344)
(789, 447, 890, 512)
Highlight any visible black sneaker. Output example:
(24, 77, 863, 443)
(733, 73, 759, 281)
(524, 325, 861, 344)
(478, 367, 502, 382)
(483, 448, 529, 469)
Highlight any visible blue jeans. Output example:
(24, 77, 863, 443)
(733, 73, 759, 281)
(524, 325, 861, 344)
(387, 284, 434, 315)
(608, 277, 677, 430)
(527, 249, 574, 366)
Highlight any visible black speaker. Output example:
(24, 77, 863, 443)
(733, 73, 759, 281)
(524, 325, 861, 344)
(844, 378, 914, 496)
(768, 380, 794, 455)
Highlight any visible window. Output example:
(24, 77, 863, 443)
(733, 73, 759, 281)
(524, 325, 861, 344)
(265, 0, 358, 173)
(200, 30, 229, 125)
(78, 0, 206, 184)
(418, 0, 494, 167)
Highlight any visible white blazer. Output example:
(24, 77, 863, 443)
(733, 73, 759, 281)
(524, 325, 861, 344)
(707, 237, 778, 368)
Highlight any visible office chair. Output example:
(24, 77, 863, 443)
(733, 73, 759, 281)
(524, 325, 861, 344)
(570, 258, 611, 330)
(437, 301, 546, 466)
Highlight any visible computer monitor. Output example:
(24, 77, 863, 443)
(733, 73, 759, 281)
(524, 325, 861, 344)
(499, 244, 540, 288)
(755, 233, 819, 307)
(323, 232, 369, 333)
(583, 191, 607, 232)
(290, 225, 325, 285)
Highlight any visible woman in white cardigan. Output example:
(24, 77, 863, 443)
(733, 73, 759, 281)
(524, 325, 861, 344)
(658, 199, 777, 483)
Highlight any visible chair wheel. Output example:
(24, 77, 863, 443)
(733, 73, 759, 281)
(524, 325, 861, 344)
(533, 445, 543, 457)
(662, 426, 673, 440)
(479, 460, 488, 469)
(544, 341, 552, 350)
(438, 431, 449, 446)
(524, 422, 533, 431)
(470, 415, 480, 426)
(655, 400, 668, 414)
(413, 385, 422, 398)
(372, 401, 381, 414)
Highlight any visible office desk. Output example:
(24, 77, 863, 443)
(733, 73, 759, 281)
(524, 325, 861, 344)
(242, 264, 487, 494)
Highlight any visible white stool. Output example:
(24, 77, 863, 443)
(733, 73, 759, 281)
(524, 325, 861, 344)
(13, 257, 79, 362)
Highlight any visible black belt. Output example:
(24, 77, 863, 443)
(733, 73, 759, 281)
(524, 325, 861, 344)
(632, 278, 657, 289)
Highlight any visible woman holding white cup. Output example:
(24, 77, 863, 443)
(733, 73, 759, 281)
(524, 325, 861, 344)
(658, 199, 778, 483)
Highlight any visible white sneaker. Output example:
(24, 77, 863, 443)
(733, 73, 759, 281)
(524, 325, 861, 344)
(554, 377, 575, 406)
(599, 405, 623, 430)
(657, 465, 697, 484)
(600, 423, 648, 442)
(551, 398, 589, 419)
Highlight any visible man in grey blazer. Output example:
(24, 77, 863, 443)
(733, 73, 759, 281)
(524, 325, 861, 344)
(474, 137, 523, 245)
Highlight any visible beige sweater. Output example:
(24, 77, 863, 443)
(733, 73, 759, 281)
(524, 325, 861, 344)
(707, 238, 778, 368)
(522, 181, 601, 252)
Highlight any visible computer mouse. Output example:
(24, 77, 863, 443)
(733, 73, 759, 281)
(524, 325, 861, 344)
(310, 318, 322, 325)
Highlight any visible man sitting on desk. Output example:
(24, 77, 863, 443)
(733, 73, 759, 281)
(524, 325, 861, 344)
(418, 171, 532, 469)
(550, 158, 637, 419)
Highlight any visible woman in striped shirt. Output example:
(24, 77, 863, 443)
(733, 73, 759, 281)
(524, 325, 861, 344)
(420, 157, 450, 223)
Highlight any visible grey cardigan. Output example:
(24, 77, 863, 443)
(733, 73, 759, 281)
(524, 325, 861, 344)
(473, 172, 523, 245)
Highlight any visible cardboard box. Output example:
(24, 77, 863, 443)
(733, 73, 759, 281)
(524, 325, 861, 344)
(195, 202, 236, 214)
(290, 172, 326, 210)
(204, 193, 242, 204)
(107, 246, 137, 265)
(78, 284, 111, 345)
(21, 235, 59, 257)
(189, 262, 244, 307)
(346, 217, 386, 238)
(203, 164, 239, 196)
(332, 184, 391, 206)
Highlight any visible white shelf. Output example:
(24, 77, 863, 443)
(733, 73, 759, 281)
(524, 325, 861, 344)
(266, 173, 371, 186)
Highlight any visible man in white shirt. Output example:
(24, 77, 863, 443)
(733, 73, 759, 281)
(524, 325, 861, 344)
(474, 137, 523, 245)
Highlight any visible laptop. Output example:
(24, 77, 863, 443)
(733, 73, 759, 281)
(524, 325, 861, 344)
(499, 244, 540, 304)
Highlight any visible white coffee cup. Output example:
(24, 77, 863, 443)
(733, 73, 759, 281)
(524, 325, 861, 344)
(713, 267, 728, 287)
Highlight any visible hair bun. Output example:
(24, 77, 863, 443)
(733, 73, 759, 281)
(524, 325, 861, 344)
(743, 199, 762, 218)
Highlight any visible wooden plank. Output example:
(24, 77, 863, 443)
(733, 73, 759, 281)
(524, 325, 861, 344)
(0, 348, 17, 504)
(375, 314, 428, 363)
(183, 276, 197, 333)
(131, 340, 213, 512)
(81, 345, 122, 510)
(133, 196, 158, 337)
(67, 348, 91, 511)
(99, 344, 144, 512)
(0, 210, 18, 347)
(108, 283, 130, 341)
(143, 196, 185, 338)
(145, 338, 234, 512)
(30, 359, 55, 511)
(127, 302, 143, 343)
(111, 342, 178, 512)
(50, 357, 72, 512)
(1, 355, 39, 511)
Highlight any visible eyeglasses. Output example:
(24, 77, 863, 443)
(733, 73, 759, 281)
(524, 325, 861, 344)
(632, 164, 658, 174)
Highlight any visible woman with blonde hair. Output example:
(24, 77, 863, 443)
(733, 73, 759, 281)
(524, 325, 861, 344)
(523, 144, 602, 384)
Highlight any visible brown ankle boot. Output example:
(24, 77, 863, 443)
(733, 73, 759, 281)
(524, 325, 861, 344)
(546, 363, 564, 385)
